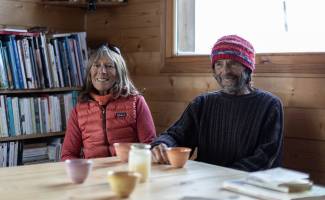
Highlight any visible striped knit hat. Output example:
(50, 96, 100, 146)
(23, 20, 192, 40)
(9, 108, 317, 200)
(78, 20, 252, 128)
(211, 35, 255, 71)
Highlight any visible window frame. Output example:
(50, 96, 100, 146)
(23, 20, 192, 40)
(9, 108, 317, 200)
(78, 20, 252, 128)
(161, 0, 325, 74)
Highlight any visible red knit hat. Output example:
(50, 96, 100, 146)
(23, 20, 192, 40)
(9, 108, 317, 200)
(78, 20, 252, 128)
(211, 35, 255, 71)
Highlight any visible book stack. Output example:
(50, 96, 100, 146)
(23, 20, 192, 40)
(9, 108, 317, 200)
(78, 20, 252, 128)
(222, 168, 325, 200)
(23, 143, 48, 165)
(22, 139, 62, 165)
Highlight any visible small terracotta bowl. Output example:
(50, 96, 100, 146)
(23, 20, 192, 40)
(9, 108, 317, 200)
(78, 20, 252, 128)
(166, 147, 191, 168)
(107, 171, 141, 198)
(65, 159, 93, 184)
(113, 143, 133, 162)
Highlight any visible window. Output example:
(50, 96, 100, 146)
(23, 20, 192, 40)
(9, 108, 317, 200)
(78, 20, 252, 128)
(177, 0, 325, 54)
(163, 0, 325, 74)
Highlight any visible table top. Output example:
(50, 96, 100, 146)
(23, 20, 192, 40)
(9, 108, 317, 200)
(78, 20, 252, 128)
(0, 157, 323, 200)
(0, 157, 254, 200)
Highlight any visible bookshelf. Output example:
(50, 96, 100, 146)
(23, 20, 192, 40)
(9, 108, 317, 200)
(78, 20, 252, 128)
(0, 87, 81, 95)
(41, 0, 127, 8)
(0, 30, 88, 167)
(0, 132, 65, 142)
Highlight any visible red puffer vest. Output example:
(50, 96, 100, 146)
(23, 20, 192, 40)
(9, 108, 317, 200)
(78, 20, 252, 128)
(76, 95, 137, 158)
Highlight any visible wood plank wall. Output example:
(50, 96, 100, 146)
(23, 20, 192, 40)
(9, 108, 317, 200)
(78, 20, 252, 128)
(0, 0, 85, 32)
(86, 0, 325, 185)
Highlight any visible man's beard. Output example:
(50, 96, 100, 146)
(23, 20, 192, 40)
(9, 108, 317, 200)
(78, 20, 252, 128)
(214, 72, 249, 94)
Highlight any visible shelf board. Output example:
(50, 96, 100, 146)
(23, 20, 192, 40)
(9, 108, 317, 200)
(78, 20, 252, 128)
(0, 87, 81, 94)
(0, 132, 65, 142)
(41, 1, 127, 8)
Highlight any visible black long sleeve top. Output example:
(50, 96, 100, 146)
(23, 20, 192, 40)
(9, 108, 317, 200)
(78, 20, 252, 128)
(151, 89, 284, 172)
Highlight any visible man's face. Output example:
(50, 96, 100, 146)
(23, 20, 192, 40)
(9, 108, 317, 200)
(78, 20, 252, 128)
(213, 59, 249, 94)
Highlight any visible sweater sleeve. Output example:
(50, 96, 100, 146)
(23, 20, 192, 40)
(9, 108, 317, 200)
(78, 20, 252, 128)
(151, 97, 200, 150)
(231, 99, 284, 171)
(61, 107, 83, 161)
(136, 95, 157, 144)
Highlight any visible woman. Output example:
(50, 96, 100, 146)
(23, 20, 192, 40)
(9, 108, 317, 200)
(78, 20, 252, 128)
(61, 44, 156, 160)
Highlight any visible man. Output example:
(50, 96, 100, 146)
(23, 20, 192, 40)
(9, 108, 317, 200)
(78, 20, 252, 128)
(151, 35, 283, 172)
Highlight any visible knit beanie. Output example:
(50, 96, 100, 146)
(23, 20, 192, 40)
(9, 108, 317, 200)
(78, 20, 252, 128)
(211, 35, 255, 71)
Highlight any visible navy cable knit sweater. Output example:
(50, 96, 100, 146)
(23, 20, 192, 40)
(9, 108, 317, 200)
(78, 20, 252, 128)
(152, 89, 284, 172)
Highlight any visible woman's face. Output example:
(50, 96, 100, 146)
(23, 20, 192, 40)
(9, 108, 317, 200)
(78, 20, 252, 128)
(90, 55, 117, 95)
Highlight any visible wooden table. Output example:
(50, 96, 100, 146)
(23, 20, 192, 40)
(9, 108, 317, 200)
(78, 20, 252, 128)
(0, 157, 323, 200)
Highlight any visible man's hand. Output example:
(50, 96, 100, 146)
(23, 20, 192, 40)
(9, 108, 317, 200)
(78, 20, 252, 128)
(151, 143, 169, 164)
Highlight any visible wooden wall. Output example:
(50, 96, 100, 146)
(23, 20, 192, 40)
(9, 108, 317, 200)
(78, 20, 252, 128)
(0, 0, 85, 32)
(86, 0, 325, 185)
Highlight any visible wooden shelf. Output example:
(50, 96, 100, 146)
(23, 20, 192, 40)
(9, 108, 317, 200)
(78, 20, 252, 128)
(0, 87, 81, 95)
(0, 132, 65, 142)
(41, 0, 127, 8)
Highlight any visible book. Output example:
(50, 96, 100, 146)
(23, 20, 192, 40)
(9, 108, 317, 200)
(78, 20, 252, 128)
(244, 168, 313, 193)
(0, 41, 9, 89)
(222, 168, 325, 200)
(16, 39, 28, 88)
(5, 96, 16, 136)
(4, 36, 21, 89)
(0, 95, 9, 137)
(222, 179, 325, 200)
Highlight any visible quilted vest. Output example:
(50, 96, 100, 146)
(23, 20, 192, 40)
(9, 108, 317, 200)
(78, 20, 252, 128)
(76, 95, 138, 159)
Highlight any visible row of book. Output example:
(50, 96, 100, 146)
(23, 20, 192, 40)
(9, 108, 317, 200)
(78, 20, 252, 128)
(0, 139, 62, 167)
(0, 141, 20, 167)
(0, 91, 78, 137)
(0, 31, 88, 89)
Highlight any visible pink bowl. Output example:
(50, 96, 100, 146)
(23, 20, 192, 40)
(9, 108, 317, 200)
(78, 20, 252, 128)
(113, 143, 133, 162)
(65, 159, 93, 184)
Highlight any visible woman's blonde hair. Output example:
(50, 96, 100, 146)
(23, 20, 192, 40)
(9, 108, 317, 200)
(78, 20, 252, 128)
(79, 44, 139, 101)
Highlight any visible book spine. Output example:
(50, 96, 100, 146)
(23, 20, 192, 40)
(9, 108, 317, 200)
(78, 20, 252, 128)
(5, 96, 15, 136)
(0, 42, 9, 89)
(5, 38, 20, 89)
(52, 39, 64, 88)
(22, 38, 35, 89)
(16, 40, 28, 89)
(64, 37, 75, 86)
(58, 39, 71, 87)
(11, 37, 25, 88)
(12, 97, 21, 136)
(0, 95, 9, 137)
